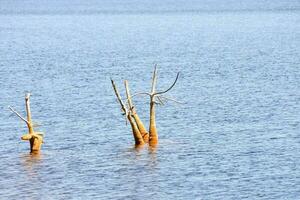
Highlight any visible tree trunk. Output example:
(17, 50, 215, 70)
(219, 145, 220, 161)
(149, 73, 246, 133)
(132, 113, 149, 143)
(24, 94, 43, 152)
(149, 99, 158, 146)
(128, 114, 145, 146)
(149, 66, 158, 146)
(111, 79, 145, 146)
(124, 80, 149, 143)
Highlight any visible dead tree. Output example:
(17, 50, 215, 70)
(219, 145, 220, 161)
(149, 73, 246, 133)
(124, 80, 149, 143)
(148, 66, 179, 145)
(111, 66, 179, 147)
(132, 66, 180, 146)
(111, 79, 145, 146)
(9, 93, 44, 153)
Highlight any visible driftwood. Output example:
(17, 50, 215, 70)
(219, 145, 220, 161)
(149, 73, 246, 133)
(9, 93, 44, 153)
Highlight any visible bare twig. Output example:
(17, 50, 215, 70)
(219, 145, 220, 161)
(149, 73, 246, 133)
(151, 64, 158, 95)
(159, 95, 184, 104)
(131, 92, 151, 98)
(124, 80, 134, 111)
(156, 96, 165, 105)
(154, 72, 180, 95)
(8, 106, 29, 125)
(111, 79, 128, 116)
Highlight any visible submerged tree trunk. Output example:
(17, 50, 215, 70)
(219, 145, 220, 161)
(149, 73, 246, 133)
(111, 79, 145, 146)
(24, 94, 43, 153)
(148, 66, 179, 146)
(149, 98, 158, 146)
(127, 114, 145, 146)
(9, 93, 43, 153)
(124, 80, 149, 143)
(148, 66, 158, 146)
(25, 93, 34, 134)
(132, 113, 149, 143)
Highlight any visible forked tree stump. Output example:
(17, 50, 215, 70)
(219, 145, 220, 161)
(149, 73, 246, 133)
(9, 93, 44, 153)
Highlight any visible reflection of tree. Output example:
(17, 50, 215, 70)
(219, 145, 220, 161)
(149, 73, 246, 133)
(19, 152, 44, 200)
(148, 146, 158, 169)
(20, 152, 42, 179)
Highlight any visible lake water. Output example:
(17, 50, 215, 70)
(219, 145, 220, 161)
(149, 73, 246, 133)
(0, 0, 300, 199)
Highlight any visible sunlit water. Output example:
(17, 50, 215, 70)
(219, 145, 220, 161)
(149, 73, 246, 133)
(0, 1, 300, 199)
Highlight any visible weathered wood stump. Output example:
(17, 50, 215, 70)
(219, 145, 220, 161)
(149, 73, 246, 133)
(9, 93, 44, 153)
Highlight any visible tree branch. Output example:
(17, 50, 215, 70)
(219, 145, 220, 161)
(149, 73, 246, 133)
(159, 95, 184, 104)
(156, 96, 165, 105)
(8, 106, 30, 125)
(111, 79, 128, 116)
(151, 64, 158, 95)
(154, 72, 180, 95)
(131, 92, 151, 98)
(124, 80, 134, 111)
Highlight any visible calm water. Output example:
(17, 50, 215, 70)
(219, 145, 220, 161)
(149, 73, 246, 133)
(0, 1, 300, 199)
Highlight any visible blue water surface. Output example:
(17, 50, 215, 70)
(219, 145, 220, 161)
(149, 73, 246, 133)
(0, 0, 300, 199)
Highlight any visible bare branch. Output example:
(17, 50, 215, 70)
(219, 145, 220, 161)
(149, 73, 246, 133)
(131, 92, 151, 98)
(153, 101, 160, 105)
(159, 95, 184, 104)
(25, 93, 31, 100)
(154, 72, 180, 95)
(111, 79, 128, 116)
(124, 80, 134, 111)
(156, 96, 165, 106)
(8, 106, 30, 125)
(151, 64, 158, 94)
(25, 93, 32, 124)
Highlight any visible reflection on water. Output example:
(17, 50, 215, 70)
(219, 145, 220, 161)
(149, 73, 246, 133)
(20, 152, 42, 169)
(16, 153, 44, 200)
(147, 146, 158, 169)
(20, 152, 43, 179)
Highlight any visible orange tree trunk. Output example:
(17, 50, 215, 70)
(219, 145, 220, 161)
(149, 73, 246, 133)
(128, 114, 145, 146)
(111, 79, 145, 146)
(132, 113, 149, 143)
(124, 80, 149, 143)
(29, 135, 43, 153)
(149, 100, 158, 146)
(25, 94, 43, 152)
